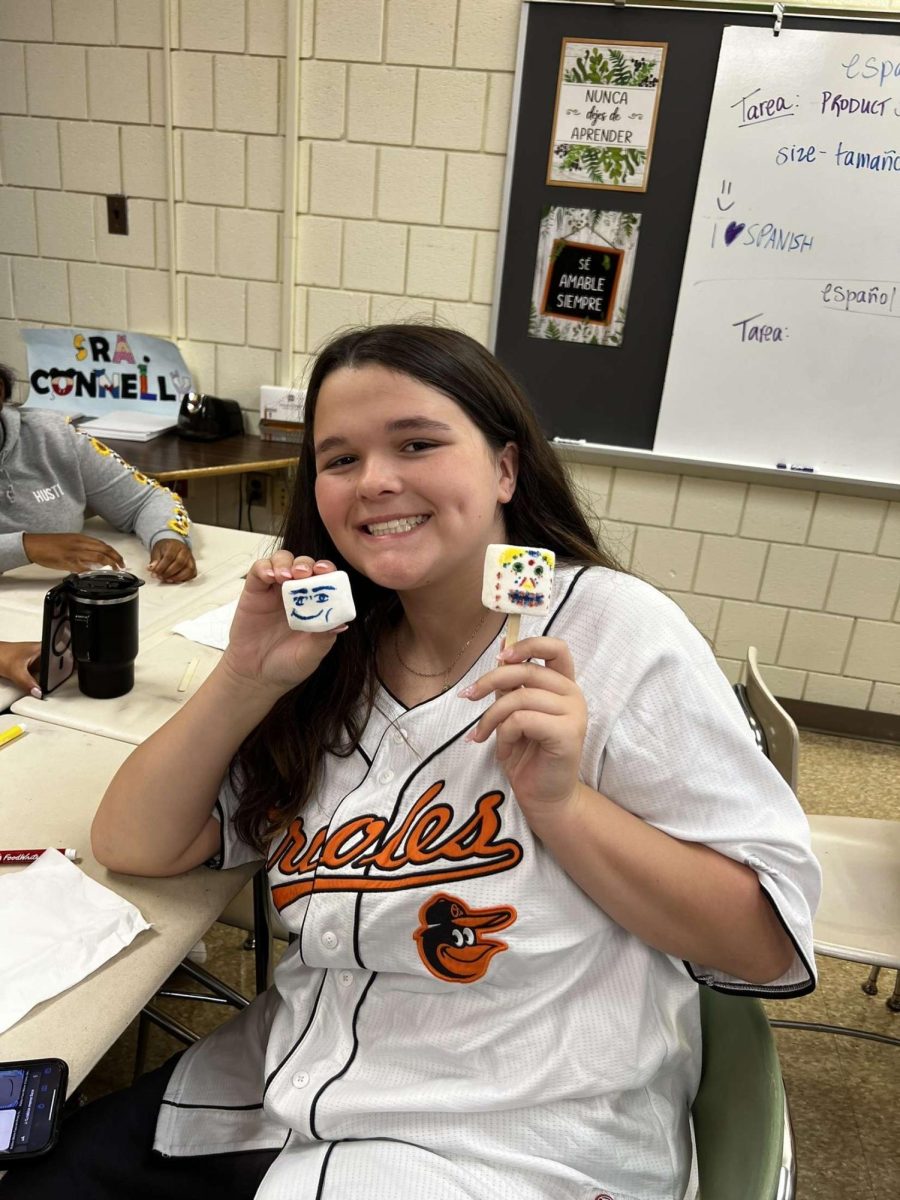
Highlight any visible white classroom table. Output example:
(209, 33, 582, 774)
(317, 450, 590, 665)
(0, 714, 255, 1092)
(0, 518, 272, 638)
(10, 601, 233, 744)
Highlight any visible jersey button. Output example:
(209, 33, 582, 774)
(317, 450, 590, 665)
(322, 930, 338, 949)
(391, 730, 403, 744)
(292, 1071, 309, 1089)
(338, 971, 353, 986)
(378, 768, 395, 784)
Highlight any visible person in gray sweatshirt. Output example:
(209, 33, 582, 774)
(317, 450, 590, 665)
(0, 362, 196, 695)
(0, 362, 196, 581)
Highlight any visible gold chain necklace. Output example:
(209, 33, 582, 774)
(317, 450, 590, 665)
(393, 610, 490, 690)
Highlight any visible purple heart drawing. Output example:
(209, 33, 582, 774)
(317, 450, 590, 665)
(724, 221, 745, 246)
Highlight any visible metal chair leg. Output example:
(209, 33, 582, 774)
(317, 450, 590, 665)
(888, 971, 900, 1013)
(862, 965, 880, 996)
(769, 1017, 900, 1047)
(177, 959, 250, 1008)
(134, 1004, 201, 1079)
(252, 867, 273, 995)
(135, 1010, 151, 1077)
(141, 1005, 202, 1047)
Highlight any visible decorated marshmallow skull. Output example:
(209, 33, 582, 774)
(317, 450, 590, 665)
(282, 570, 356, 632)
(481, 544, 556, 616)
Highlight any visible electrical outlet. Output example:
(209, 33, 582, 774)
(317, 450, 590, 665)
(272, 473, 292, 518)
(246, 473, 268, 507)
(106, 194, 129, 235)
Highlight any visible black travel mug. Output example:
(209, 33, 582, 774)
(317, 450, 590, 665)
(65, 570, 145, 699)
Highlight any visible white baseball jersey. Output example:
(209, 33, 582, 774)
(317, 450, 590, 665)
(154, 566, 820, 1200)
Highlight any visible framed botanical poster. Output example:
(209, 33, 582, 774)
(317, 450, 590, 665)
(529, 206, 641, 346)
(547, 38, 667, 192)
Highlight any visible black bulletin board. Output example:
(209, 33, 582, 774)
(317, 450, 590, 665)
(491, 1, 900, 451)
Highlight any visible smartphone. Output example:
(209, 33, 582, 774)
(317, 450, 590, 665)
(0, 1058, 68, 1161)
(38, 581, 74, 696)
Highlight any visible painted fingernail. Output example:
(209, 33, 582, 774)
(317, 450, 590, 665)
(457, 684, 476, 699)
(293, 563, 311, 575)
(314, 560, 331, 570)
(278, 568, 294, 579)
(464, 729, 478, 742)
(30, 687, 42, 698)
(498, 648, 513, 662)
(262, 568, 276, 579)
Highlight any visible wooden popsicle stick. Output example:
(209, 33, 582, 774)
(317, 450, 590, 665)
(177, 657, 200, 693)
(504, 613, 521, 649)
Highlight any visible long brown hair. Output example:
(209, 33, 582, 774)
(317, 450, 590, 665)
(232, 324, 620, 850)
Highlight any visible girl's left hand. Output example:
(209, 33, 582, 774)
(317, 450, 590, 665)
(459, 636, 588, 826)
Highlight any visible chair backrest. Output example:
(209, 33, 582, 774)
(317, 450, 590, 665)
(693, 988, 794, 1200)
(742, 646, 800, 792)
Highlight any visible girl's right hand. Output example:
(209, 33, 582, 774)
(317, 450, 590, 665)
(221, 552, 347, 693)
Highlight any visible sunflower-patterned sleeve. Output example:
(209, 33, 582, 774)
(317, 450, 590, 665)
(71, 424, 191, 550)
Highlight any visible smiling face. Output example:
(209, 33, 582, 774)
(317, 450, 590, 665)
(312, 365, 518, 599)
(288, 582, 336, 623)
(281, 569, 356, 632)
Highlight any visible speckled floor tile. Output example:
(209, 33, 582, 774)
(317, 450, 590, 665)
(769, 1025, 878, 1200)
(798, 731, 900, 820)
(768, 731, 900, 1200)
(75, 730, 900, 1198)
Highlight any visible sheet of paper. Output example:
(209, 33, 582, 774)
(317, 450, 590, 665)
(0, 850, 150, 1034)
(171, 599, 238, 651)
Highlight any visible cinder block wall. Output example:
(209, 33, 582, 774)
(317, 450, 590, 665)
(0, 0, 898, 715)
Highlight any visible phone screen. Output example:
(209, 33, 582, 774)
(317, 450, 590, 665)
(0, 1059, 67, 1159)
(38, 583, 74, 696)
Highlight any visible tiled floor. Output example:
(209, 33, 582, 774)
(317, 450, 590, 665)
(80, 731, 900, 1198)
(762, 732, 900, 1200)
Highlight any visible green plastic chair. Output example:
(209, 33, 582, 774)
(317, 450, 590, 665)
(693, 987, 795, 1200)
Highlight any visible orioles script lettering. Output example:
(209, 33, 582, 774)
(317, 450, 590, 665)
(268, 782, 523, 911)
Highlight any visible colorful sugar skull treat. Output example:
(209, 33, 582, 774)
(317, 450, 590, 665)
(282, 570, 356, 632)
(482, 544, 556, 647)
(482, 544, 556, 617)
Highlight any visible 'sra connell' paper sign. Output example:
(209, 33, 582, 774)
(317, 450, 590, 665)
(548, 39, 667, 192)
(530, 206, 641, 346)
(22, 328, 193, 418)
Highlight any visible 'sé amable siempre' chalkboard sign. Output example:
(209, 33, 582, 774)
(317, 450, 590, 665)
(540, 240, 624, 326)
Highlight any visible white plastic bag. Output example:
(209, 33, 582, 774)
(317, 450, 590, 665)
(0, 849, 150, 1034)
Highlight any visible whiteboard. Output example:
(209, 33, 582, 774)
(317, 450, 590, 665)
(655, 26, 900, 485)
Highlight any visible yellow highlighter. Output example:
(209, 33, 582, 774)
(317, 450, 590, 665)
(0, 724, 27, 749)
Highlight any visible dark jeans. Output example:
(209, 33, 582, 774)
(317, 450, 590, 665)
(1, 1055, 279, 1200)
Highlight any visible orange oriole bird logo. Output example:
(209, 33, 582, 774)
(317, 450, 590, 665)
(413, 893, 516, 984)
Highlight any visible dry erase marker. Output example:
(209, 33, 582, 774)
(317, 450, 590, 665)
(0, 723, 26, 749)
(0, 849, 78, 865)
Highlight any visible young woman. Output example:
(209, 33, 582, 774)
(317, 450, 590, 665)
(12, 326, 819, 1200)
(0, 361, 196, 583)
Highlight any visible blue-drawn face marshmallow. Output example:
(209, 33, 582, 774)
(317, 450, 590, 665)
(281, 569, 357, 633)
(288, 583, 336, 624)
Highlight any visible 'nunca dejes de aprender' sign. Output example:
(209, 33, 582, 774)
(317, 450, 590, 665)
(548, 38, 667, 192)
